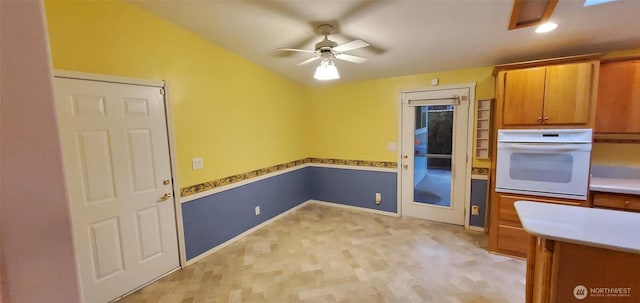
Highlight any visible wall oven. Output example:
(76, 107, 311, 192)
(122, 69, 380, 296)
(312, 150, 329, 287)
(495, 129, 592, 200)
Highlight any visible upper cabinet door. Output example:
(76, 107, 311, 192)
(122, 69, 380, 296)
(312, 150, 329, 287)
(543, 63, 593, 125)
(595, 60, 640, 134)
(503, 67, 546, 125)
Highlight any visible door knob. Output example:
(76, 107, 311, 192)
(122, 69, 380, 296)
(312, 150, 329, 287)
(402, 164, 409, 169)
(159, 192, 172, 201)
(163, 179, 170, 185)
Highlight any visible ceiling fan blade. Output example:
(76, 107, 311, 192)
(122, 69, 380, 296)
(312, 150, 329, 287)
(335, 53, 368, 64)
(333, 39, 370, 53)
(297, 56, 321, 66)
(278, 48, 316, 53)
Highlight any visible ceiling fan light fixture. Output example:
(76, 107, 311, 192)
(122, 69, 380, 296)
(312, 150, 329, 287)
(314, 59, 340, 81)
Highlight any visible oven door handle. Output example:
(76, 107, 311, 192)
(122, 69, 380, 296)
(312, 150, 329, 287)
(500, 143, 584, 151)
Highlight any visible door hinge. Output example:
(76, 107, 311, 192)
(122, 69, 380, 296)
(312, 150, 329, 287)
(160, 88, 165, 96)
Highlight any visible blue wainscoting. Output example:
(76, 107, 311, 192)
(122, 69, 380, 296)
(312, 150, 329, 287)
(182, 166, 398, 260)
(308, 167, 398, 213)
(181, 168, 310, 260)
(469, 178, 488, 228)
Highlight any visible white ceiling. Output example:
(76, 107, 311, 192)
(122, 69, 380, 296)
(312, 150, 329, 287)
(130, 0, 640, 86)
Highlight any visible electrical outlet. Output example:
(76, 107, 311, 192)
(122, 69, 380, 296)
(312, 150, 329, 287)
(375, 193, 382, 205)
(471, 205, 480, 216)
(255, 206, 260, 216)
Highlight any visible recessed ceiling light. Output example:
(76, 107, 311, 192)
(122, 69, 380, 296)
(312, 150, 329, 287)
(535, 22, 558, 33)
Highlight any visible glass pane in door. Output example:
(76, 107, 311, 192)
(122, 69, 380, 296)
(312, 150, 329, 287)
(413, 105, 453, 207)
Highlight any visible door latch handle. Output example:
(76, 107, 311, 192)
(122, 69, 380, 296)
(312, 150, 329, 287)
(402, 164, 409, 169)
(159, 192, 172, 201)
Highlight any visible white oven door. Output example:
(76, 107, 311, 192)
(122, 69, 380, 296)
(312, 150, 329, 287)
(495, 142, 591, 200)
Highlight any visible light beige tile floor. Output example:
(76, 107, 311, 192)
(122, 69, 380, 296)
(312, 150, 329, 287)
(121, 203, 525, 303)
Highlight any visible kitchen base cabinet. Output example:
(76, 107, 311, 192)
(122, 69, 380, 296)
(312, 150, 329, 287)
(496, 224, 529, 256)
(526, 237, 640, 303)
(517, 201, 640, 303)
(488, 193, 588, 258)
(592, 192, 640, 212)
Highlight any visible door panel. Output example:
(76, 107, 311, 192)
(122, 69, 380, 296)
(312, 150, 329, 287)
(136, 206, 163, 261)
(544, 63, 592, 124)
(503, 67, 546, 125)
(55, 78, 179, 303)
(77, 131, 117, 203)
(595, 60, 640, 133)
(401, 87, 471, 225)
(90, 217, 125, 280)
(127, 129, 156, 192)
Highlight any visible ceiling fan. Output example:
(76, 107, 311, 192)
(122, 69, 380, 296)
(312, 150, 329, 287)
(278, 24, 370, 80)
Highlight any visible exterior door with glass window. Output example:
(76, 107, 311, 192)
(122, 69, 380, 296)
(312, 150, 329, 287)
(400, 86, 472, 225)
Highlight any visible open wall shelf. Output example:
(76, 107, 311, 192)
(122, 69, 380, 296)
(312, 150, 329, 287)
(475, 99, 493, 159)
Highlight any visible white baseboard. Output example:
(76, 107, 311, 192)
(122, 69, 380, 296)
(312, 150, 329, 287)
(309, 199, 400, 217)
(184, 200, 312, 266)
(469, 226, 486, 232)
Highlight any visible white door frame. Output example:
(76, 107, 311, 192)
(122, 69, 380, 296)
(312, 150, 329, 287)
(53, 70, 187, 269)
(397, 83, 476, 229)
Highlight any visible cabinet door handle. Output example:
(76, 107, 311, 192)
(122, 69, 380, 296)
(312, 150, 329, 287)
(537, 116, 542, 122)
(544, 116, 549, 121)
(625, 200, 631, 206)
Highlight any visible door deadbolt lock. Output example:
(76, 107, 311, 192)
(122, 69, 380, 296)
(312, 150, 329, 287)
(159, 192, 172, 201)
(163, 179, 170, 185)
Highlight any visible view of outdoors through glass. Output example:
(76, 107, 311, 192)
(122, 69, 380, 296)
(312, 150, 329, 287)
(413, 105, 454, 206)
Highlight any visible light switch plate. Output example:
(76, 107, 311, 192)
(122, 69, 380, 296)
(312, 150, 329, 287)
(192, 157, 203, 170)
(387, 142, 397, 151)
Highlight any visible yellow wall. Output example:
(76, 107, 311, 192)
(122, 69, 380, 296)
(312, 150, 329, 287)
(45, 0, 307, 187)
(592, 143, 640, 166)
(305, 67, 495, 168)
(46, 1, 639, 190)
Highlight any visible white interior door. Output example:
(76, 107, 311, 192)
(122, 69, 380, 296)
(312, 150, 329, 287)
(400, 86, 472, 225)
(54, 77, 179, 303)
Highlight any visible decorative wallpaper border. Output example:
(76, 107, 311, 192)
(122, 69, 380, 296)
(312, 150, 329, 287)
(471, 167, 490, 175)
(307, 157, 398, 169)
(180, 158, 398, 197)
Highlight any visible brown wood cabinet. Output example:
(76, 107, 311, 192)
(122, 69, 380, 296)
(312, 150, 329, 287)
(498, 61, 596, 128)
(490, 55, 600, 258)
(526, 237, 640, 303)
(595, 60, 640, 140)
(489, 193, 588, 258)
(592, 192, 640, 212)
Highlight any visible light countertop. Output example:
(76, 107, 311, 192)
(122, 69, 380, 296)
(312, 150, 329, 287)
(590, 177, 640, 195)
(514, 201, 640, 254)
